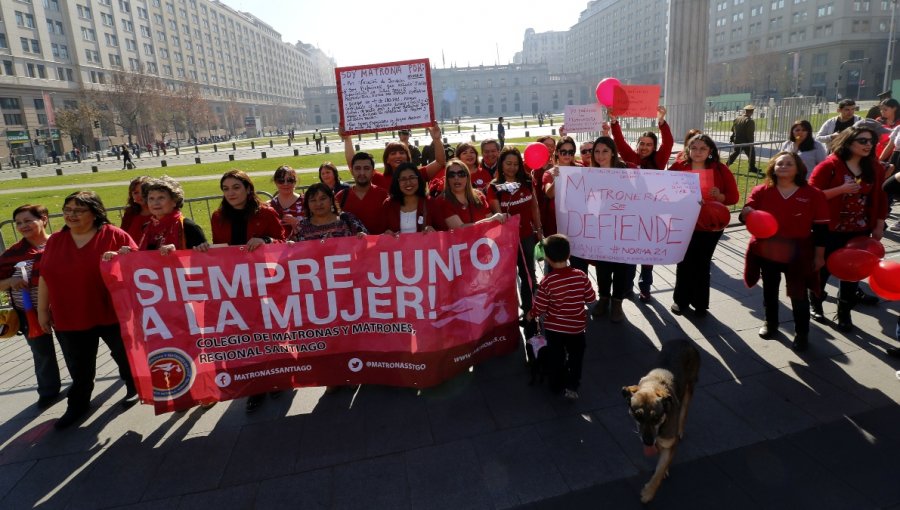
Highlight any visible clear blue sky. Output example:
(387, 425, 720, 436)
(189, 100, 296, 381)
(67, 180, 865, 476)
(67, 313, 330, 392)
(218, 0, 589, 68)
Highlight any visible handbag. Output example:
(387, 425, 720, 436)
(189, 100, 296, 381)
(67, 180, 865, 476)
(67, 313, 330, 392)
(0, 309, 20, 339)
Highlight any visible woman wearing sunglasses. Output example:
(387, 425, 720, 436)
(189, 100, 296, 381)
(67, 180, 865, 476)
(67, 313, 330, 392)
(432, 159, 506, 231)
(809, 126, 889, 332)
(540, 136, 579, 238)
(268, 165, 302, 234)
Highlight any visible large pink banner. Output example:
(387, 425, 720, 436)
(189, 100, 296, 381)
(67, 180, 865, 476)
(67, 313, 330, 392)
(101, 220, 521, 413)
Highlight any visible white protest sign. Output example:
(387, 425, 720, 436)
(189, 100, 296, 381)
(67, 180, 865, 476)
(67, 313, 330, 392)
(335, 58, 434, 135)
(563, 104, 606, 133)
(555, 167, 702, 264)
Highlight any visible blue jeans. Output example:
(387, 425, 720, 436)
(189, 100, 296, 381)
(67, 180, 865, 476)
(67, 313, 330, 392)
(15, 309, 61, 398)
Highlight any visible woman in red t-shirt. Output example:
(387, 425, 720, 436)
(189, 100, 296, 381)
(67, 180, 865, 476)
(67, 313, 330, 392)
(488, 147, 542, 316)
(0, 204, 60, 408)
(540, 136, 579, 238)
(382, 163, 436, 234)
(809, 126, 888, 332)
(432, 159, 505, 230)
(37, 191, 138, 429)
(668, 134, 739, 318)
(588, 137, 637, 323)
(196, 170, 286, 413)
(119, 175, 153, 242)
(268, 165, 302, 236)
(742, 152, 829, 351)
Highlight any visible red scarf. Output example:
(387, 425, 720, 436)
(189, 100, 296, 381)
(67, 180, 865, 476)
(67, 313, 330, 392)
(139, 211, 185, 250)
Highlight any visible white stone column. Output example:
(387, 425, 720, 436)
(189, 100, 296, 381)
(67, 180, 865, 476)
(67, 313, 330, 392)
(664, 0, 710, 142)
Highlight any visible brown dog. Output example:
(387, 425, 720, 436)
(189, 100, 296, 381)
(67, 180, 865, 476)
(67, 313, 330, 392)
(622, 339, 700, 503)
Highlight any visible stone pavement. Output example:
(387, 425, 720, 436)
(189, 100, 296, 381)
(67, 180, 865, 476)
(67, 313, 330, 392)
(0, 212, 899, 509)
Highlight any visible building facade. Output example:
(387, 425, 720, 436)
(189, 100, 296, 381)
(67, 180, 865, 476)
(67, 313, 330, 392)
(522, 28, 568, 73)
(565, 0, 670, 88)
(708, 0, 897, 100)
(0, 0, 334, 161)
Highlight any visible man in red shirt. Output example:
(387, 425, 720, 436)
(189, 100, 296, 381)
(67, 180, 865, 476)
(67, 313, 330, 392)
(480, 139, 501, 178)
(335, 152, 388, 234)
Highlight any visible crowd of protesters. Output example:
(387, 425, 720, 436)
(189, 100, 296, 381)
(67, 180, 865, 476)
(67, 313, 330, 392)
(2, 97, 900, 428)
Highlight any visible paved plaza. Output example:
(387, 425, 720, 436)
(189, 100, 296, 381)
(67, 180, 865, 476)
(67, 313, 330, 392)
(0, 206, 898, 509)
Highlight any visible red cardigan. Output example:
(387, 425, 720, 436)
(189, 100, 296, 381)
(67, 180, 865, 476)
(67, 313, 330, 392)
(210, 205, 286, 245)
(381, 197, 435, 232)
(668, 160, 740, 231)
(611, 120, 674, 170)
(809, 154, 889, 232)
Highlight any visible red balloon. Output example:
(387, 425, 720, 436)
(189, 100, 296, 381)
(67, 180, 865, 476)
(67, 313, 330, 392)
(869, 260, 900, 294)
(826, 248, 879, 282)
(868, 276, 900, 301)
(697, 202, 731, 231)
(523, 143, 550, 170)
(595, 77, 622, 106)
(745, 210, 778, 239)
(844, 236, 885, 259)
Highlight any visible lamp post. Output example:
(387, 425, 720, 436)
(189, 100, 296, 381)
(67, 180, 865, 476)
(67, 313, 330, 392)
(885, 0, 898, 93)
(788, 52, 800, 96)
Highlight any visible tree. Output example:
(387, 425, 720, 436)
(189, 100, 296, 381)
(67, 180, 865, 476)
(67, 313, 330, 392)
(53, 88, 101, 149)
(224, 94, 243, 137)
(88, 67, 165, 144)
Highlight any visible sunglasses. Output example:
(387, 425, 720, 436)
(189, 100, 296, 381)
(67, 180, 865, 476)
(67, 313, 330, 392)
(580, 149, 592, 155)
(275, 178, 296, 184)
(446, 170, 468, 178)
(852, 138, 874, 146)
(558, 149, 576, 156)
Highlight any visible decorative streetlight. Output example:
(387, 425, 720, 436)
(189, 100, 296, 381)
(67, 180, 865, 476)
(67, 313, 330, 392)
(885, 0, 898, 93)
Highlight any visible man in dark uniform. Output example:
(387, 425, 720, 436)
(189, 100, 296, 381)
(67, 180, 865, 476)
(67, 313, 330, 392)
(726, 104, 758, 174)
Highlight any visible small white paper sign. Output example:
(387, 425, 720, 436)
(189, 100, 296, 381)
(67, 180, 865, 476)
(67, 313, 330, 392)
(564, 104, 606, 133)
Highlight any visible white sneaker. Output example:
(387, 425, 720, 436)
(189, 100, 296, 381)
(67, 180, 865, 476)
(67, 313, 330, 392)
(564, 389, 579, 400)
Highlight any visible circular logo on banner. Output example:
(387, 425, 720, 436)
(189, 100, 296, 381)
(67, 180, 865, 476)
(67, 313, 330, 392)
(148, 348, 196, 400)
(348, 358, 363, 372)
(215, 372, 232, 388)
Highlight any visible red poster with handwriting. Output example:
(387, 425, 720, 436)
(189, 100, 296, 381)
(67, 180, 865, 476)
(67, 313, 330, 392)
(613, 85, 662, 118)
(101, 220, 520, 413)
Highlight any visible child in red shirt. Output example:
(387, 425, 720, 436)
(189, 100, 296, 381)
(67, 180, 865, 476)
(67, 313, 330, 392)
(526, 234, 596, 400)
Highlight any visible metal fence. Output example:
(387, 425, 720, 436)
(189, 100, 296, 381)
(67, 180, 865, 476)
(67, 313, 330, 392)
(0, 191, 274, 252)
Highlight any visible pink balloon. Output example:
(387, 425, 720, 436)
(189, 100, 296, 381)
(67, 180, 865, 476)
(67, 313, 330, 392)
(845, 236, 885, 259)
(869, 260, 900, 294)
(595, 77, 622, 107)
(868, 276, 900, 301)
(523, 143, 550, 170)
(826, 248, 879, 282)
(745, 210, 778, 239)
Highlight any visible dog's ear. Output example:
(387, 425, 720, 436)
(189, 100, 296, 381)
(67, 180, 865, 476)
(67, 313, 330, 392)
(622, 386, 638, 401)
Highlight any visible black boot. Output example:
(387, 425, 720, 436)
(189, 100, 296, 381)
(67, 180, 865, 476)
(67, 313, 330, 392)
(809, 291, 825, 322)
(835, 299, 853, 333)
(792, 332, 809, 352)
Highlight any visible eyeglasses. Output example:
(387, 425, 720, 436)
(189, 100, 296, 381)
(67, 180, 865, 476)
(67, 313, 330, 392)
(275, 178, 296, 184)
(62, 207, 90, 216)
(14, 218, 40, 228)
(558, 149, 576, 156)
(852, 138, 874, 146)
(580, 149, 592, 155)
(446, 170, 468, 178)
